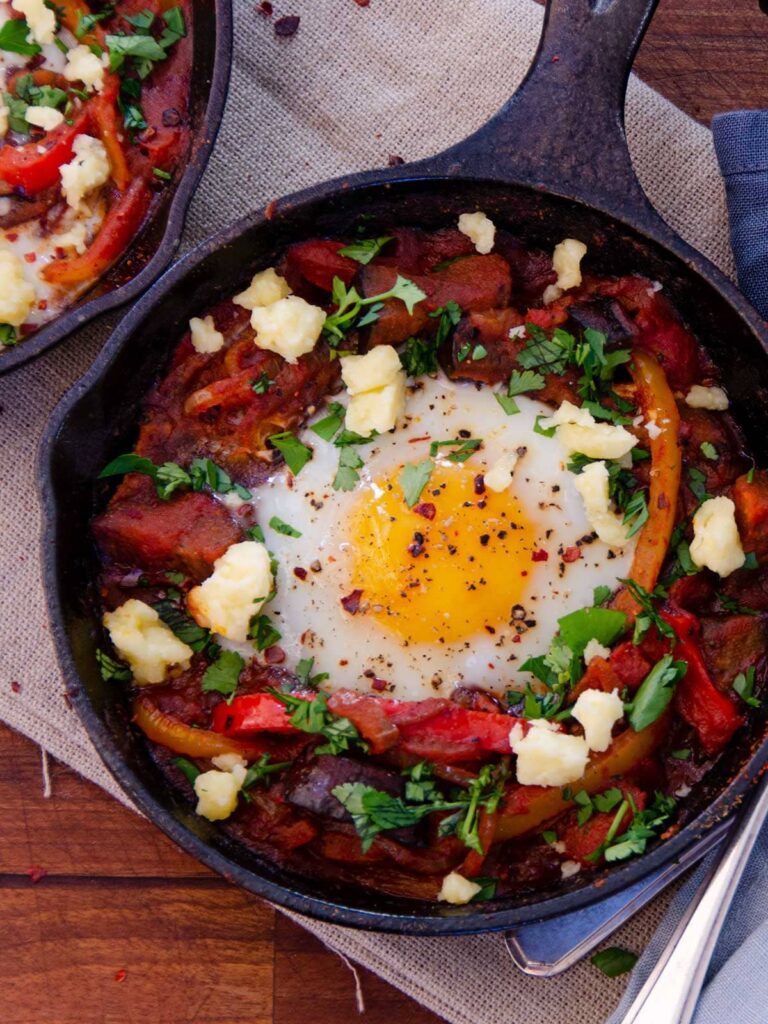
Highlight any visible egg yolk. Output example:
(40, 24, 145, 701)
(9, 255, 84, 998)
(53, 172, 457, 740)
(346, 461, 538, 645)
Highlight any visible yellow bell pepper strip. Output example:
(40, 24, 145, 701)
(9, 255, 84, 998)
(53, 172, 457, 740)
(614, 350, 681, 619)
(495, 715, 668, 841)
(133, 695, 265, 759)
(90, 76, 130, 191)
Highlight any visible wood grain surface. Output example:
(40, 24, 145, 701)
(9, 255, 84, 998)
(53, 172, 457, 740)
(3, 2, 767, 1021)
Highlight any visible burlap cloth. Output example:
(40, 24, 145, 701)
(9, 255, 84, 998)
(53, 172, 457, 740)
(0, 2, 738, 1021)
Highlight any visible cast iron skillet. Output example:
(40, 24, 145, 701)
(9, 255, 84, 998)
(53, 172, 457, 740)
(0, 0, 233, 376)
(42, 0, 768, 934)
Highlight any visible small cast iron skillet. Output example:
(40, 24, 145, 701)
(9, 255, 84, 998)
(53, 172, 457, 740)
(0, 0, 233, 377)
(42, 0, 768, 934)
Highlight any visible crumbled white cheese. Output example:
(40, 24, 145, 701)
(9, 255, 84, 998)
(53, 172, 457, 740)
(645, 417, 662, 440)
(103, 599, 193, 685)
(571, 688, 624, 752)
(234, 267, 292, 310)
(189, 314, 224, 354)
(63, 44, 106, 93)
(542, 284, 563, 305)
(0, 104, 8, 139)
(510, 719, 589, 787)
(583, 638, 611, 664)
(542, 400, 638, 460)
(674, 783, 692, 799)
(552, 238, 587, 290)
(25, 105, 65, 131)
(250, 295, 325, 363)
(438, 871, 482, 905)
(188, 540, 273, 643)
(508, 325, 527, 340)
(341, 344, 402, 394)
(52, 220, 89, 255)
(211, 753, 248, 772)
(194, 762, 248, 821)
(60, 134, 110, 211)
(689, 496, 745, 577)
(573, 460, 631, 549)
(484, 450, 521, 493)
(341, 345, 407, 435)
(560, 860, 581, 879)
(457, 211, 495, 255)
(685, 384, 729, 411)
(346, 380, 406, 435)
(12, 0, 55, 45)
(0, 248, 36, 327)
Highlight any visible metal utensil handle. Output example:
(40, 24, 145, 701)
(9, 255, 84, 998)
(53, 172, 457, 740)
(621, 777, 768, 1024)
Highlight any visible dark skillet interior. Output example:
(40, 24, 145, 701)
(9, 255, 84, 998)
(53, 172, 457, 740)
(0, 0, 233, 377)
(42, 174, 768, 934)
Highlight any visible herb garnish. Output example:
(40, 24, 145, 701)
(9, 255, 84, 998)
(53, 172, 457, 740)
(295, 656, 329, 688)
(429, 437, 482, 463)
(268, 689, 364, 755)
(251, 372, 273, 395)
(399, 460, 434, 508)
(337, 236, 393, 264)
(248, 613, 282, 651)
(587, 791, 676, 863)
(626, 654, 687, 732)
(733, 666, 760, 708)
(0, 19, 41, 56)
(268, 431, 313, 476)
(323, 274, 427, 346)
(618, 578, 675, 645)
(95, 648, 132, 682)
(98, 453, 252, 502)
(201, 649, 244, 699)
(590, 948, 638, 978)
(154, 600, 212, 652)
(268, 516, 301, 538)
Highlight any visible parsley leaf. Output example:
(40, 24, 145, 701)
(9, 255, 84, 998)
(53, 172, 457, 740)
(533, 415, 557, 438)
(154, 600, 211, 652)
(688, 466, 709, 506)
(174, 756, 201, 784)
(429, 438, 482, 463)
(627, 654, 687, 731)
(95, 648, 132, 682)
(251, 373, 273, 395)
(242, 753, 293, 790)
(248, 613, 282, 652)
(333, 447, 364, 491)
(399, 460, 434, 508)
(717, 592, 760, 617)
(400, 335, 440, 377)
(268, 516, 301, 538)
(323, 274, 427, 344)
(337, 236, 393, 264)
(311, 402, 345, 441)
(508, 368, 546, 397)
(495, 392, 520, 416)
(201, 649, 244, 698)
(269, 689, 364, 755)
(0, 18, 41, 56)
(700, 441, 718, 460)
(591, 948, 638, 978)
(733, 666, 760, 708)
(556, 606, 627, 657)
(618, 578, 675, 645)
(268, 431, 313, 475)
(295, 656, 329, 688)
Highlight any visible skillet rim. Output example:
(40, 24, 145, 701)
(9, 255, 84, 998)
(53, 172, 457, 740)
(40, 167, 768, 934)
(0, 0, 234, 377)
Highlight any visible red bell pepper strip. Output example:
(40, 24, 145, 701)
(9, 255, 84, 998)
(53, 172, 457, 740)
(134, 696, 267, 759)
(42, 176, 152, 286)
(0, 110, 90, 193)
(662, 608, 744, 755)
(286, 240, 359, 291)
(212, 689, 525, 762)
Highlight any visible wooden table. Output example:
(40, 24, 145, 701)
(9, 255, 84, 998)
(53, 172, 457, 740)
(3, 3, 767, 1020)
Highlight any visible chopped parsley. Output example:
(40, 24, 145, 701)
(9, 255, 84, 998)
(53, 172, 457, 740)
(733, 666, 760, 708)
(201, 649, 244, 699)
(471, 344, 488, 361)
(400, 335, 440, 377)
(98, 453, 251, 502)
(323, 274, 426, 345)
(626, 654, 687, 732)
(399, 460, 434, 508)
(618, 578, 675, 645)
(174, 757, 201, 784)
(700, 441, 718, 461)
(295, 656, 329, 688)
(337, 236, 393, 264)
(333, 447, 364, 492)
(0, 324, 18, 347)
(95, 648, 132, 683)
(242, 753, 293, 790)
(0, 18, 41, 56)
(688, 466, 710, 506)
(591, 947, 638, 978)
(248, 613, 282, 652)
(268, 431, 313, 475)
(588, 791, 677, 863)
(717, 592, 760, 617)
(154, 600, 212, 652)
(268, 516, 301, 538)
(311, 402, 346, 441)
(429, 437, 482, 463)
(251, 373, 273, 395)
(268, 689, 364, 756)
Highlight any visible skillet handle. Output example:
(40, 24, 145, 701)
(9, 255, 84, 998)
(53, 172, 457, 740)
(436, 0, 659, 218)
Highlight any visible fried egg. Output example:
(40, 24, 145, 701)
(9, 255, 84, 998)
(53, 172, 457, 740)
(254, 374, 635, 701)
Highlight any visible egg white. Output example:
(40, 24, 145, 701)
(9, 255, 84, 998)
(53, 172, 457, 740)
(252, 374, 635, 701)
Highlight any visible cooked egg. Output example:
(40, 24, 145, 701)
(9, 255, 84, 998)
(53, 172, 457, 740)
(252, 374, 635, 701)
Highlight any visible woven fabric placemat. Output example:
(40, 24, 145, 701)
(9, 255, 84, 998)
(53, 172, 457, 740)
(0, 1, 736, 1020)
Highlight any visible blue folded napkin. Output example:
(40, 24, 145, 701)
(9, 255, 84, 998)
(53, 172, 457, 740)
(712, 110, 768, 318)
(610, 110, 768, 1023)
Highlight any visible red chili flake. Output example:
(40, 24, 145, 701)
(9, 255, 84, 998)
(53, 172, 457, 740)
(293, 566, 308, 580)
(413, 502, 436, 521)
(551, 54, 560, 62)
(24, 252, 37, 263)
(562, 546, 581, 563)
(408, 435, 432, 444)
(10, 681, 20, 694)
(26, 865, 47, 883)
(37, 299, 48, 310)
(520, 570, 528, 577)
(264, 645, 285, 664)
(532, 549, 549, 562)
(388, 154, 405, 166)
(512, 635, 521, 644)
(55, 246, 66, 259)
(474, 474, 485, 495)
(114, 969, 127, 983)
(257, 0, 273, 13)
(264, 199, 277, 220)
(341, 589, 363, 614)
(6, 232, 18, 242)
(371, 676, 388, 691)
(274, 14, 300, 36)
